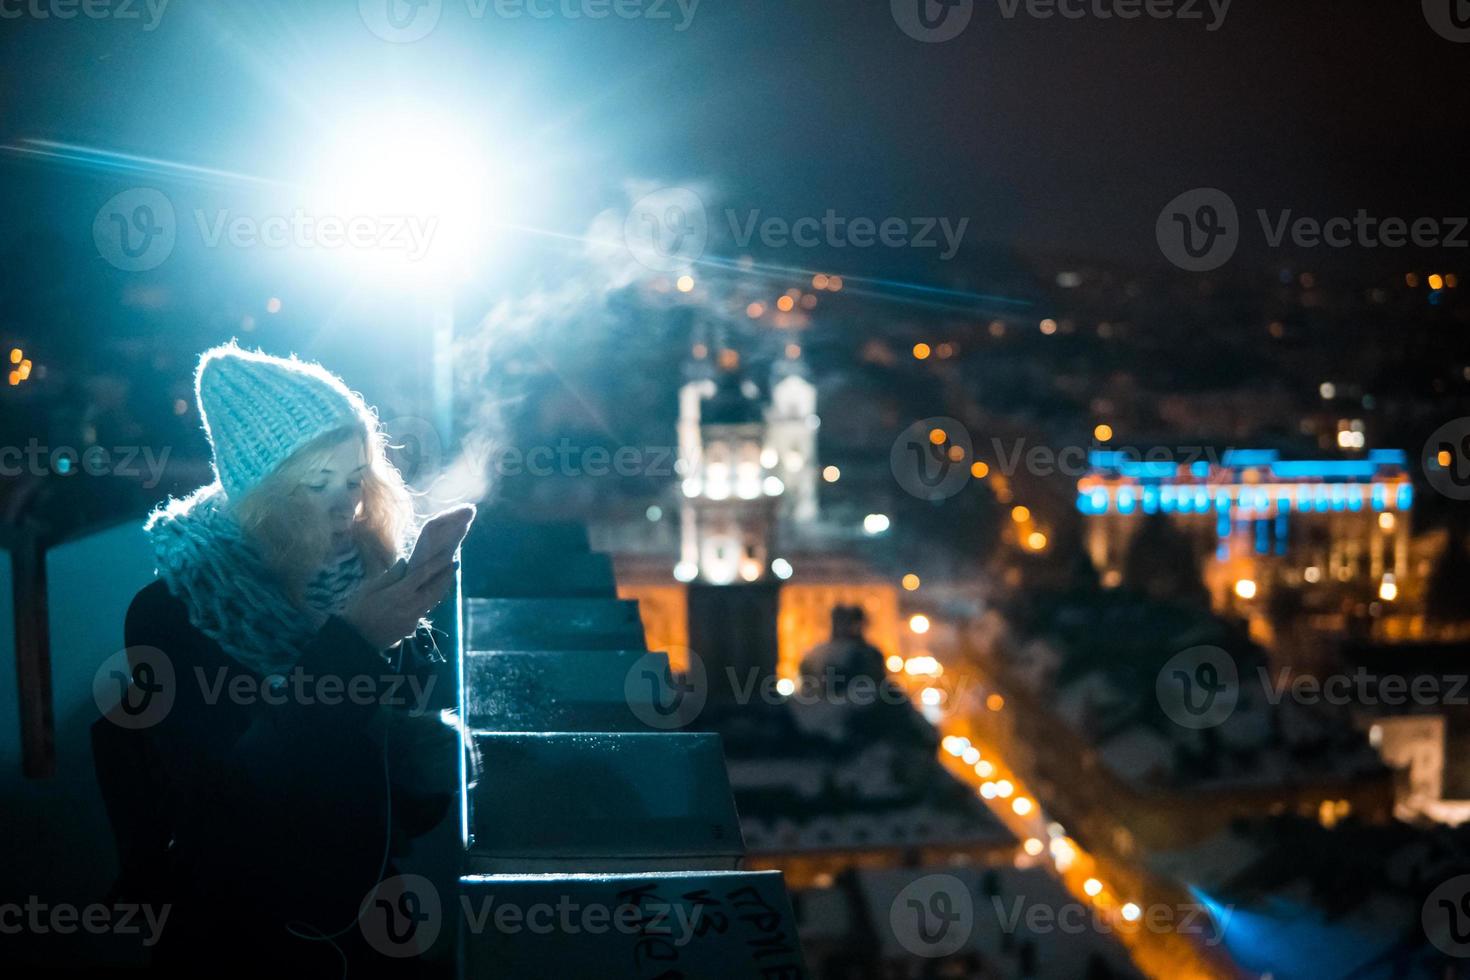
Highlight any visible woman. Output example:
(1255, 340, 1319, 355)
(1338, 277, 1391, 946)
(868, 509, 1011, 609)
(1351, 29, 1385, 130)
(119, 342, 468, 977)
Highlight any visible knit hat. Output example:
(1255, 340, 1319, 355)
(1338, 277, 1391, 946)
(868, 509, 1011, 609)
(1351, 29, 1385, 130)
(195, 340, 374, 501)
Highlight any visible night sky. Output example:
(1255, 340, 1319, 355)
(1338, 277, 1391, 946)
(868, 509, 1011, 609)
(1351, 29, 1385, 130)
(0, 0, 1466, 278)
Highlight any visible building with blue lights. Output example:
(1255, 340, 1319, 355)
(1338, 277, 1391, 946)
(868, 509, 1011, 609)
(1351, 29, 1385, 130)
(1078, 449, 1416, 642)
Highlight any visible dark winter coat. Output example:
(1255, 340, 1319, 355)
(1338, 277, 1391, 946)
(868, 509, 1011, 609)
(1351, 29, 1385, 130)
(106, 577, 455, 978)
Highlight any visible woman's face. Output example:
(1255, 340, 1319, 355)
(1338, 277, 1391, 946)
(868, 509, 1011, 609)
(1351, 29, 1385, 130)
(299, 437, 369, 552)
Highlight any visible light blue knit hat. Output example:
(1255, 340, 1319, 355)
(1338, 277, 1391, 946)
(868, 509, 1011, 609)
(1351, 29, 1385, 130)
(195, 340, 374, 501)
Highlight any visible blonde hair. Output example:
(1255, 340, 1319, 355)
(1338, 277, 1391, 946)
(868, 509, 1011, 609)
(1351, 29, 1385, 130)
(232, 422, 414, 605)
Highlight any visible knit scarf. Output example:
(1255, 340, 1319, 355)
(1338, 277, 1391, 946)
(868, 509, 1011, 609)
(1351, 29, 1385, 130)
(143, 483, 368, 677)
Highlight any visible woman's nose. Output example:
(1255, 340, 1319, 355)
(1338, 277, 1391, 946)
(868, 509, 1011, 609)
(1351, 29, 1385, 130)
(328, 488, 356, 515)
(330, 486, 363, 516)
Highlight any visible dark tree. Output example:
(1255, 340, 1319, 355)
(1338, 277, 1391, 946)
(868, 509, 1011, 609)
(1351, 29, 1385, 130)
(1121, 512, 1209, 606)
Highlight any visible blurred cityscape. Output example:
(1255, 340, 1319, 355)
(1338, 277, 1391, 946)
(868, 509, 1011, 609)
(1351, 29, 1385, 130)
(7, 230, 1470, 975)
(4, 2, 1470, 976)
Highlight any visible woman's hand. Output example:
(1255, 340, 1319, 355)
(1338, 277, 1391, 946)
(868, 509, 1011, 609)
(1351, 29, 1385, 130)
(339, 556, 457, 652)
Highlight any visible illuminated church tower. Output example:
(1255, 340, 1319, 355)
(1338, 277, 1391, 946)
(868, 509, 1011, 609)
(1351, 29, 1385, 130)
(765, 349, 819, 524)
(677, 349, 784, 585)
